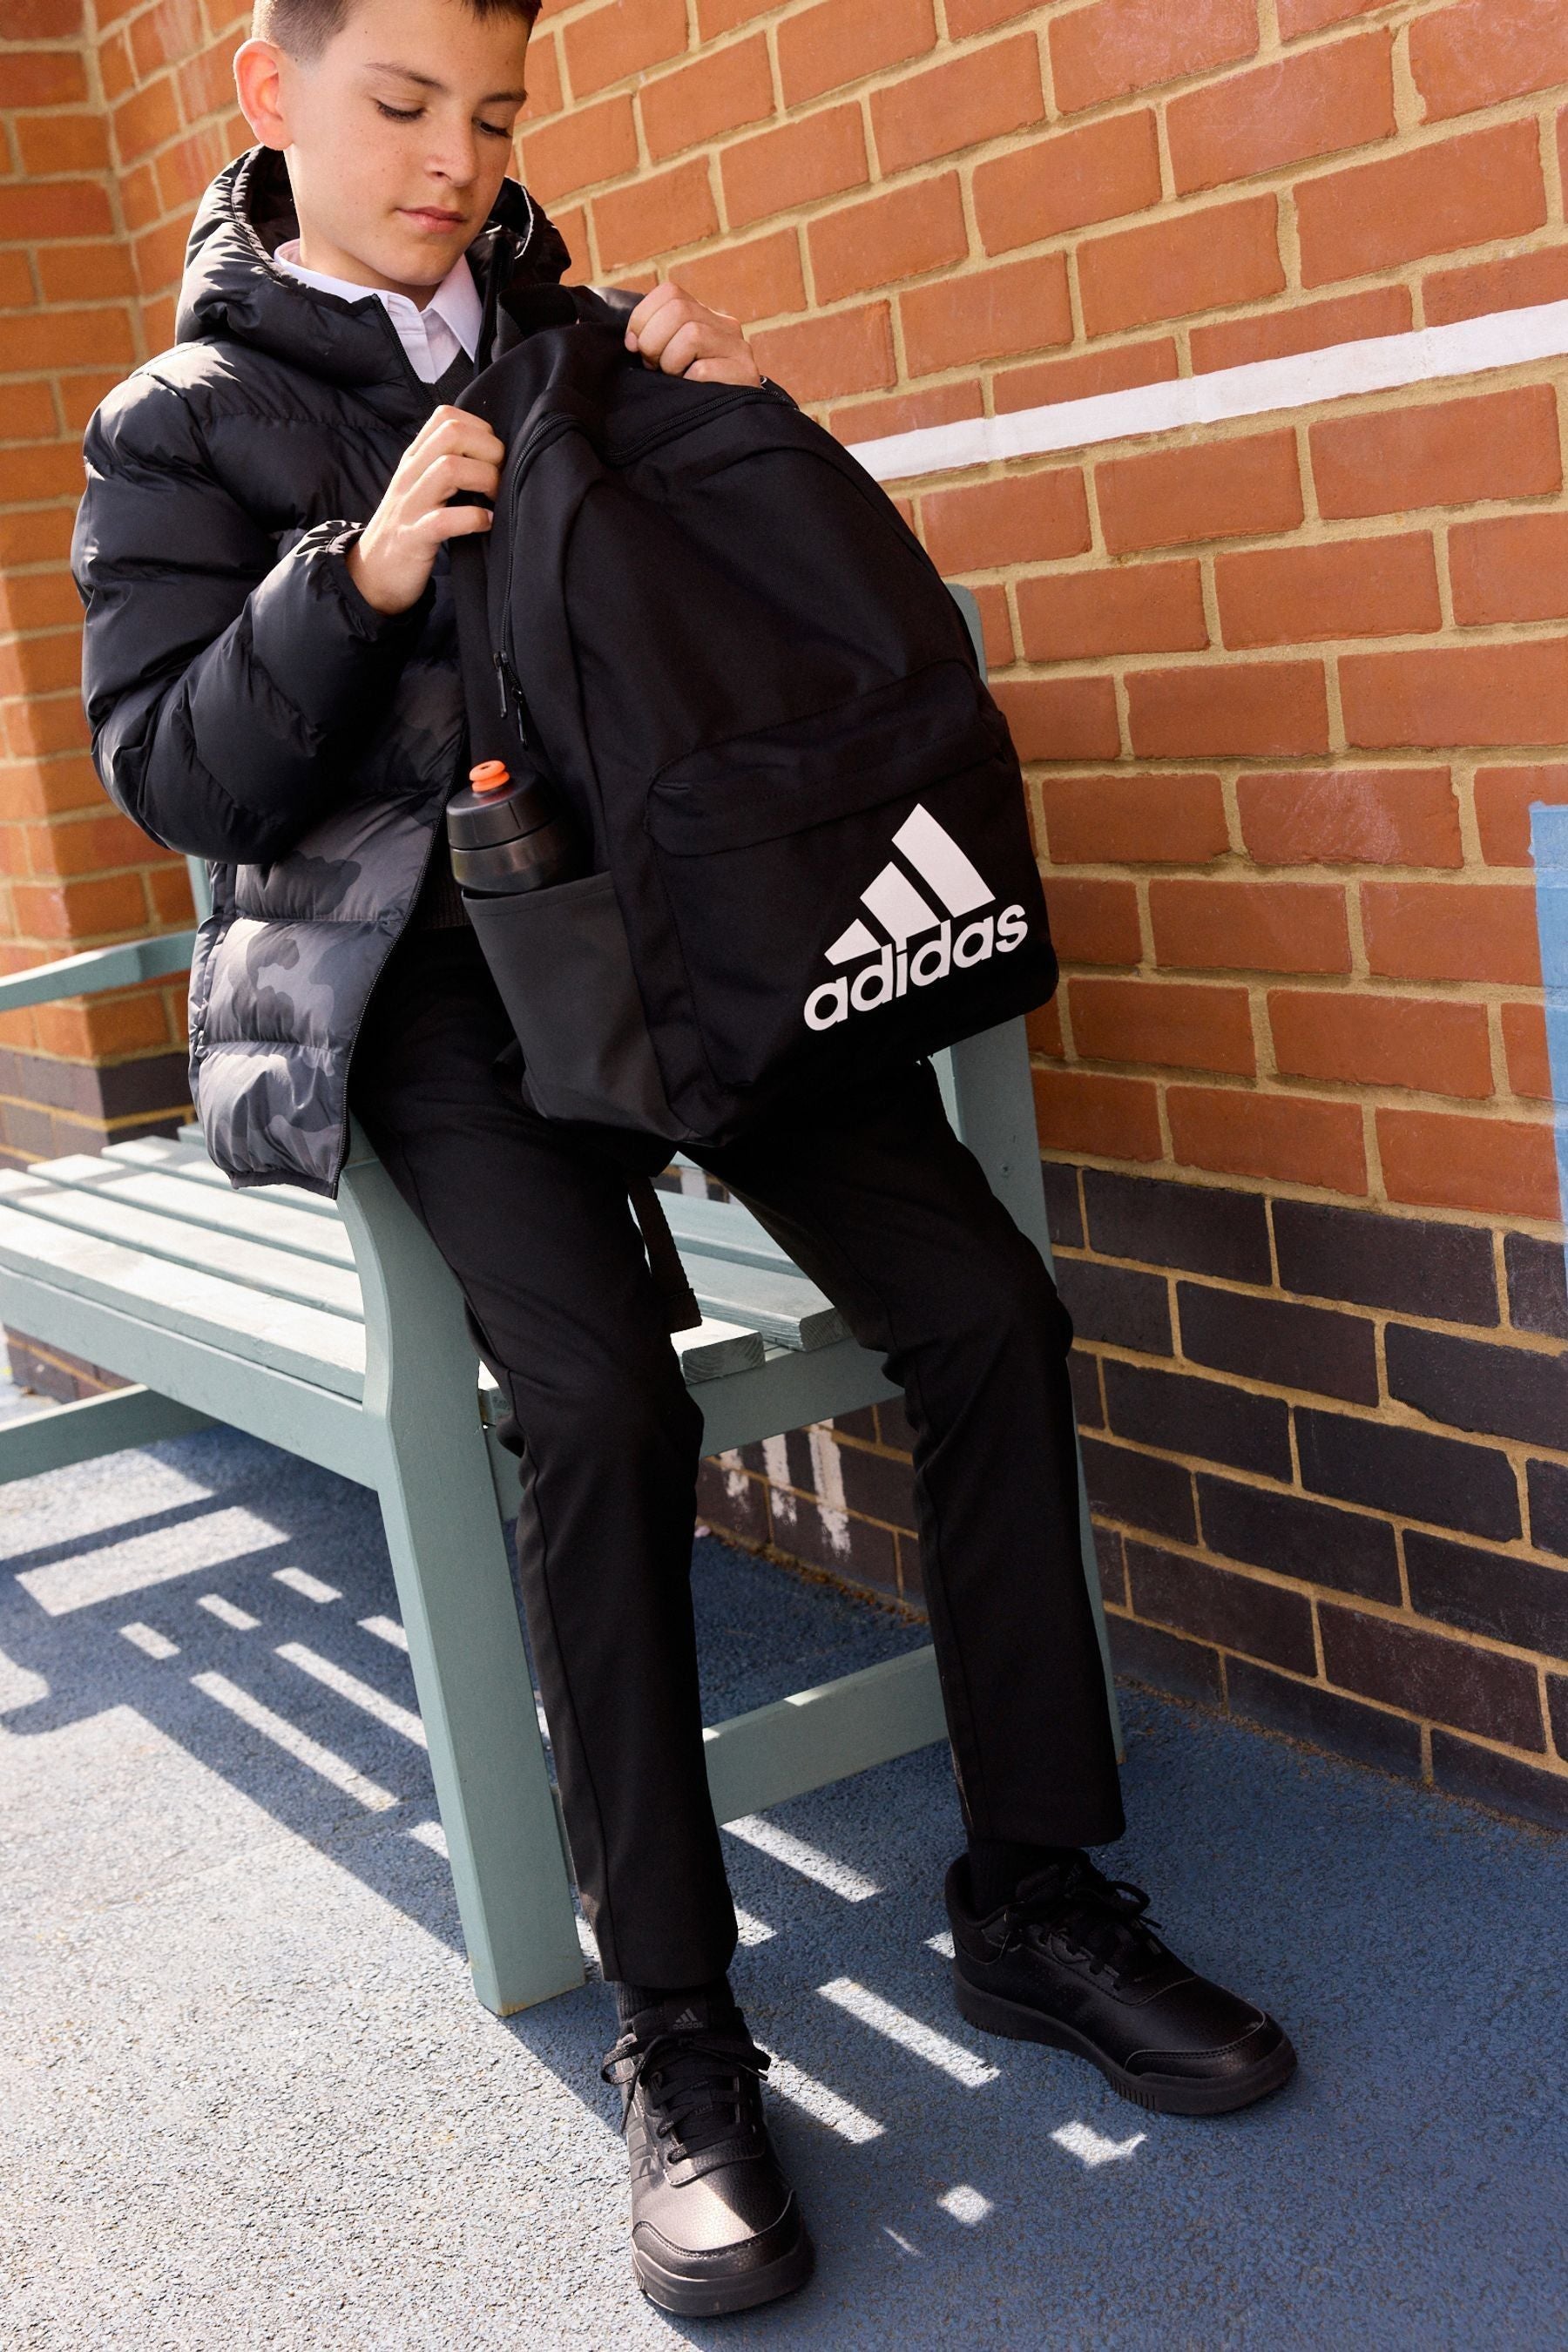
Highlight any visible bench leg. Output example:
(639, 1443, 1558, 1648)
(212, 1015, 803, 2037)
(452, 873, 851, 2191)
(0, 1382, 215, 1484)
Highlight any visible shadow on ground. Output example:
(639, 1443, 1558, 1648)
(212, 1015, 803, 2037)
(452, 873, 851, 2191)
(2, 1402, 1564, 2349)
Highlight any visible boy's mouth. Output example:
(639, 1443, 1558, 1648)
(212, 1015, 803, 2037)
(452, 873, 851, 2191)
(400, 206, 467, 234)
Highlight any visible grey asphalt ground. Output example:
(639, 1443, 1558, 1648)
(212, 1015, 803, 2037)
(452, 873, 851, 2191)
(2, 1387, 1565, 2350)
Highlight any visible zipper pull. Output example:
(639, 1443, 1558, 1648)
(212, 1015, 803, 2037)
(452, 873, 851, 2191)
(493, 649, 509, 717)
(499, 652, 529, 740)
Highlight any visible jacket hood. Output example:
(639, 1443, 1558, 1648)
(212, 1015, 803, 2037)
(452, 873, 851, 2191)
(175, 145, 573, 391)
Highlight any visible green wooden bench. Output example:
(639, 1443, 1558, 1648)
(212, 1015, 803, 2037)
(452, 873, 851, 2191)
(0, 588, 1118, 2014)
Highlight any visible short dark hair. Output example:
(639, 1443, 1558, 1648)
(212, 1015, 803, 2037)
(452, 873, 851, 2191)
(253, 0, 540, 62)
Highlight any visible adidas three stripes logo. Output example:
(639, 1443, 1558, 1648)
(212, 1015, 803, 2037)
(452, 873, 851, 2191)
(804, 803, 1027, 1031)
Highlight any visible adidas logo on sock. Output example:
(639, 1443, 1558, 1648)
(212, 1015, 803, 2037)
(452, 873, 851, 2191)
(804, 803, 1026, 1032)
(669, 2006, 702, 2031)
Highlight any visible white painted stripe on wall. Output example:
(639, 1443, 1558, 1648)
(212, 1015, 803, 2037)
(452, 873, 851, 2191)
(843, 298, 1568, 484)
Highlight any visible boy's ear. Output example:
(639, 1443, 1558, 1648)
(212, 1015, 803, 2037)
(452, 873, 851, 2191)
(234, 37, 292, 149)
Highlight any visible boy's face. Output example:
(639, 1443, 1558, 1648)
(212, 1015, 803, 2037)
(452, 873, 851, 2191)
(235, 0, 532, 302)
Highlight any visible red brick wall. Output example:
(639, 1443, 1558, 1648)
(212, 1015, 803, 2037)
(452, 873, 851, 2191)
(5, 0, 1568, 1823)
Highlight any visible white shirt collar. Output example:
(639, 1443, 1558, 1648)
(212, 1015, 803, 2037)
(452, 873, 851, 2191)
(273, 240, 483, 384)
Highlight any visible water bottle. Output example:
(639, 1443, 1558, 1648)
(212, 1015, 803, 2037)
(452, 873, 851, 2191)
(446, 759, 581, 896)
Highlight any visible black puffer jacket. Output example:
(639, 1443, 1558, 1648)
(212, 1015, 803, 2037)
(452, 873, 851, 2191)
(71, 146, 576, 1195)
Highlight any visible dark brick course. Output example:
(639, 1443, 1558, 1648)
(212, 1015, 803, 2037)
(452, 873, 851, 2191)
(1125, 1538, 1317, 1673)
(1385, 1324, 1568, 1451)
(1405, 1531, 1568, 1663)
(1105, 1362, 1293, 1479)
(1041, 1159, 1084, 1251)
(1430, 1733, 1568, 1830)
(1093, 1522, 1128, 1608)
(1320, 1604, 1544, 1749)
(1082, 1170, 1272, 1284)
(1082, 1435, 1198, 1543)
(1526, 1457, 1568, 1558)
(1273, 1199, 1498, 1324)
(1178, 1282, 1379, 1404)
(1551, 1675, 1568, 1761)
(1297, 1409, 1522, 1541)
(1104, 1610, 1225, 1704)
(835, 1440, 918, 1533)
(1070, 1350, 1105, 1429)
(1196, 1473, 1402, 1604)
(1055, 1256, 1173, 1355)
(1226, 1658, 1423, 1779)
(1504, 1233, 1568, 1342)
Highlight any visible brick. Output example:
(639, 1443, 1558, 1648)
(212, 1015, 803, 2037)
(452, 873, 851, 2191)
(1190, 286, 1412, 374)
(1530, 1456, 1568, 1558)
(834, 1442, 917, 1533)
(1105, 1360, 1293, 1478)
(903, 253, 1072, 378)
(1092, 1523, 1128, 1605)
(1198, 1472, 1402, 1604)
(1346, 639, 1568, 754)
(1106, 1611, 1225, 1703)
(1379, 1106, 1558, 1223)
(1041, 1161, 1085, 1251)
(128, 0, 202, 79)
(1071, 1350, 1107, 1428)
(722, 105, 868, 233)
(1085, 1168, 1273, 1283)
(1362, 882, 1538, 987)
(1281, 0, 1389, 30)
(1070, 975, 1255, 1076)
(1269, 989, 1492, 1100)
(1081, 1434, 1195, 1538)
(996, 337, 1180, 413)
(1040, 772, 1228, 867)
(1301, 1405, 1521, 1541)
(112, 74, 182, 163)
(991, 677, 1121, 763)
(1130, 662, 1331, 761)
(1018, 561, 1207, 662)
(594, 159, 718, 268)
(0, 254, 37, 312)
(1425, 247, 1568, 328)
(1432, 1733, 1568, 1828)
(1167, 30, 1395, 196)
(1098, 429, 1303, 556)
(833, 380, 986, 443)
(1150, 878, 1348, 975)
(37, 243, 137, 305)
(0, 50, 87, 105)
(1217, 533, 1440, 653)
(921, 466, 1090, 574)
(1238, 768, 1461, 869)
(1169, 1085, 1368, 1194)
(1410, 0, 1568, 121)
(1387, 1325, 1568, 1453)
(1507, 1234, 1568, 1344)
(1451, 513, 1568, 630)
(1321, 1602, 1543, 1747)
(1056, 1255, 1173, 1354)
(0, 383, 57, 442)
(1502, 1004, 1550, 1102)
(696, 0, 775, 32)
(972, 110, 1162, 255)
(808, 174, 968, 306)
(1126, 1538, 1316, 1673)
(563, 0, 688, 98)
(1408, 1529, 1568, 1662)
(0, 181, 112, 241)
(1179, 1281, 1379, 1405)
(871, 33, 1043, 175)
(520, 93, 638, 199)
(1227, 1658, 1424, 1775)
(1032, 1065, 1162, 1161)
(777, 0, 935, 108)
(1313, 386, 1560, 522)
(1296, 121, 1545, 287)
(15, 111, 111, 174)
(1044, 875, 1140, 964)
(1050, 0, 1259, 113)
(670, 231, 805, 325)
(751, 302, 894, 402)
(1079, 195, 1284, 338)
(1474, 765, 1568, 868)
(697, 1453, 769, 1546)
(948, 0, 1040, 28)
(1275, 1198, 1497, 1325)
(640, 38, 774, 164)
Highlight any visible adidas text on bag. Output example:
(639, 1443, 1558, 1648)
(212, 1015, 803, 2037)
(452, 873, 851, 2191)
(451, 288, 1058, 1146)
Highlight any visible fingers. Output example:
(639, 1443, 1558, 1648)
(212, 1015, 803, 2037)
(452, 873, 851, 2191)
(424, 502, 494, 543)
(405, 449, 502, 517)
(402, 406, 506, 474)
(624, 278, 687, 347)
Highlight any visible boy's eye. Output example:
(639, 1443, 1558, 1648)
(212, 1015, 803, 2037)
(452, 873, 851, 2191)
(374, 100, 423, 122)
(477, 120, 512, 141)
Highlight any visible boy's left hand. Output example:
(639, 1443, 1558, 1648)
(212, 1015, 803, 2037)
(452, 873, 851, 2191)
(623, 280, 763, 387)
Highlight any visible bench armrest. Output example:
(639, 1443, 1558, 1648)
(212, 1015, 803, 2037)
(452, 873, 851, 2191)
(0, 929, 196, 1013)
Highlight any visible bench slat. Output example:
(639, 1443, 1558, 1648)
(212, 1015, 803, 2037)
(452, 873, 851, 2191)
(678, 1251, 844, 1351)
(28, 1154, 358, 1269)
(0, 1170, 363, 1322)
(656, 1191, 796, 1272)
(0, 1198, 365, 1394)
(116, 1132, 345, 1220)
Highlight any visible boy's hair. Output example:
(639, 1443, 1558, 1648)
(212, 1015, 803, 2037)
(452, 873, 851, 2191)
(253, 0, 540, 61)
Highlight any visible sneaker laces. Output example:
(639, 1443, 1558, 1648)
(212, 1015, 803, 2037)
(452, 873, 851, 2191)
(601, 2024, 772, 2163)
(997, 1856, 1167, 1984)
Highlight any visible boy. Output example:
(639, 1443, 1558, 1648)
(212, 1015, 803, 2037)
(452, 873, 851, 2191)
(71, 0, 1295, 2316)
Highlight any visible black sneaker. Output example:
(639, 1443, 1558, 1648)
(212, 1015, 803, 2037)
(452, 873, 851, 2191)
(945, 1853, 1296, 2117)
(600, 1993, 814, 2317)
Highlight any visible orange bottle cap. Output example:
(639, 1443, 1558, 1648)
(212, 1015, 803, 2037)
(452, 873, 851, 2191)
(469, 760, 510, 794)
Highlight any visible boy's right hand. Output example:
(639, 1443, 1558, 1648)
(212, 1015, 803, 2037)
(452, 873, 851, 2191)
(346, 406, 505, 616)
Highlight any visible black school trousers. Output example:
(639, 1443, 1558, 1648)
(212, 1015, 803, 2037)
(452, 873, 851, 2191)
(348, 919, 1124, 1986)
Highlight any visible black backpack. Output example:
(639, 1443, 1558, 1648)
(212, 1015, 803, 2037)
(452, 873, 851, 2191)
(450, 286, 1057, 1147)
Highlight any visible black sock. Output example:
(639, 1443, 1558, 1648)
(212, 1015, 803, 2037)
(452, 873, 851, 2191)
(967, 1838, 1085, 1916)
(613, 1972, 735, 2031)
